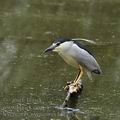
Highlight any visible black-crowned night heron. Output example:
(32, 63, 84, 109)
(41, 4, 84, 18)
(44, 37, 101, 86)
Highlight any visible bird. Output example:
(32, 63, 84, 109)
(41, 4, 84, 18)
(44, 37, 102, 86)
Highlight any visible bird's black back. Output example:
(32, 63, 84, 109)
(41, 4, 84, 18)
(73, 40, 94, 56)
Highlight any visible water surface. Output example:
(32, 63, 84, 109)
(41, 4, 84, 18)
(0, 0, 120, 120)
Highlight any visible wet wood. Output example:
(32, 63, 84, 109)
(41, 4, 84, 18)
(62, 79, 83, 108)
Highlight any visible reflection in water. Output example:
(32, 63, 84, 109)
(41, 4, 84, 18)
(67, 113, 80, 120)
(56, 106, 101, 120)
(0, 0, 120, 120)
(65, 112, 80, 120)
(0, 38, 17, 93)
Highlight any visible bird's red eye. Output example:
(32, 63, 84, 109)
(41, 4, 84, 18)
(56, 42, 60, 46)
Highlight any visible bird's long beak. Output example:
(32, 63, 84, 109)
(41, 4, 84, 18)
(44, 44, 56, 53)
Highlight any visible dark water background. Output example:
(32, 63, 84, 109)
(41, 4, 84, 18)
(0, 0, 120, 120)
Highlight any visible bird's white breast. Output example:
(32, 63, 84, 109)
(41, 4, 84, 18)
(59, 52, 79, 68)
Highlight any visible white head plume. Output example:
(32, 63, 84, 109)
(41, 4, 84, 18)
(72, 38, 96, 44)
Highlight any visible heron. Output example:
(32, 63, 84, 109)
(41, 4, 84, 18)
(44, 37, 101, 86)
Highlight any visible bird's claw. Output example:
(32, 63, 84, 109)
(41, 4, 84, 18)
(64, 81, 73, 91)
(64, 81, 83, 93)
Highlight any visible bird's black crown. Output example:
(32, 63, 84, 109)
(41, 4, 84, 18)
(54, 37, 71, 44)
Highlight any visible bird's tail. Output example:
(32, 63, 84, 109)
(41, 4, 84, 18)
(86, 70, 92, 80)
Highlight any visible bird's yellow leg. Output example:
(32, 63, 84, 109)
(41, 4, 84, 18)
(64, 66, 83, 91)
(73, 70, 81, 83)
(74, 66, 83, 84)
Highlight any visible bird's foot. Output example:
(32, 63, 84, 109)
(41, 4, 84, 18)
(64, 81, 73, 91)
(64, 81, 83, 93)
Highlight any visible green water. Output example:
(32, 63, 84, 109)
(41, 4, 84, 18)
(0, 0, 120, 120)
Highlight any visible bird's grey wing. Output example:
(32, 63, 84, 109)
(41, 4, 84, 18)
(69, 44, 102, 74)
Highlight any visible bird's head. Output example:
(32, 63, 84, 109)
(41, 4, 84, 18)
(44, 37, 73, 53)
